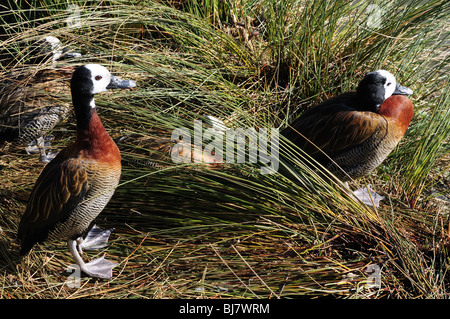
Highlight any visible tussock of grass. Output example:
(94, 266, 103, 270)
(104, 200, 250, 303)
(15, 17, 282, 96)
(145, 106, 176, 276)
(0, 0, 449, 298)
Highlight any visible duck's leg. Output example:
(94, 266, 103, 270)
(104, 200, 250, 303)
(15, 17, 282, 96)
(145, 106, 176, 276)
(25, 136, 57, 162)
(37, 135, 58, 163)
(67, 226, 117, 279)
(24, 138, 40, 155)
(68, 239, 117, 279)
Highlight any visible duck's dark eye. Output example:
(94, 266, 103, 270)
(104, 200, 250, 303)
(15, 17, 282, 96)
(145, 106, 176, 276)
(95, 75, 103, 81)
(386, 82, 392, 86)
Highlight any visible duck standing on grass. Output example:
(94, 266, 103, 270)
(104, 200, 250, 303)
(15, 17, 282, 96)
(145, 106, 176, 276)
(18, 64, 136, 279)
(281, 70, 414, 207)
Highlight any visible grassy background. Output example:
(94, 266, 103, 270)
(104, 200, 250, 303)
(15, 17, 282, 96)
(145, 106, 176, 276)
(0, 0, 449, 298)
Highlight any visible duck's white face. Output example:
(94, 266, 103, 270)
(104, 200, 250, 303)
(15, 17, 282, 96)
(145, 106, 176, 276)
(375, 70, 397, 100)
(85, 64, 112, 95)
(43, 36, 62, 62)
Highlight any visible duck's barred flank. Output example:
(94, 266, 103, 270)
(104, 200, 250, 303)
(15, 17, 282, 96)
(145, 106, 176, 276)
(47, 162, 121, 241)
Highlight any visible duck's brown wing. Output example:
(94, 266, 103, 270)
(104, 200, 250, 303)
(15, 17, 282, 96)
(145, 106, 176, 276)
(18, 151, 89, 254)
(282, 103, 387, 159)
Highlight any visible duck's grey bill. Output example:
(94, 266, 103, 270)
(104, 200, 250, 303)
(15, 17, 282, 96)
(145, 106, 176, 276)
(393, 83, 413, 95)
(107, 75, 137, 89)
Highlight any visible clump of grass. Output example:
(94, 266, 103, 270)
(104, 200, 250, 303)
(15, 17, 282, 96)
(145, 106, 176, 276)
(0, 0, 449, 298)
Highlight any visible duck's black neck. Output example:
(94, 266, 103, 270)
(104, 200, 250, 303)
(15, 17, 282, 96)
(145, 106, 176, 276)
(72, 93, 94, 131)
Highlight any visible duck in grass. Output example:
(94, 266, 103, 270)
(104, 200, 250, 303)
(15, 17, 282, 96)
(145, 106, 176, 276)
(18, 64, 136, 279)
(27, 35, 81, 65)
(0, 36, 81, 162)
(281, 70, 414, 207)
